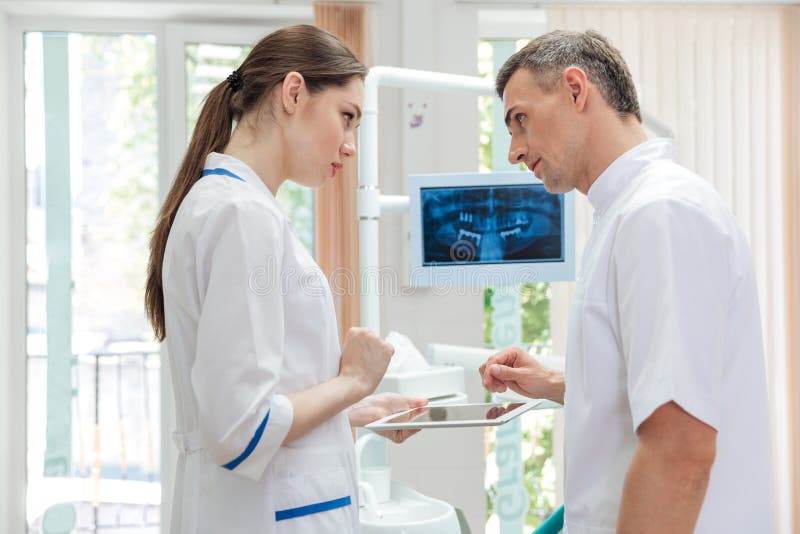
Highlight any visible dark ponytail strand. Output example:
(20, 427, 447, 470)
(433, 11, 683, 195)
(145, 81, 236, 341)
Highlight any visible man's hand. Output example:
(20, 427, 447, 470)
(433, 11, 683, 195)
(478, 346, 565, 404)
(617, 401, 716, 533)
(347, 393, 429, 444)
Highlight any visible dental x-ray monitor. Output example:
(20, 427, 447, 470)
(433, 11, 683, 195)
(408, 171, 574, 287)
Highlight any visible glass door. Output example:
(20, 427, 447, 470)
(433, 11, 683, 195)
(24, 30, 161, 533)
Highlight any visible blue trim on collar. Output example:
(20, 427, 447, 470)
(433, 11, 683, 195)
(222, 409, 270, 471)
(275, 496, 352, 522)
(201, 168, 245, 182)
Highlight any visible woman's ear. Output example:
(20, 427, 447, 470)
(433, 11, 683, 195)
(281, 71, 305, 114)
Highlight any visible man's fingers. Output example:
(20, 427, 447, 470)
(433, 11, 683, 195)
(480, 363, 490, 384)
(480, 363, 494, 389)
(486, 347, 523, 368)
(480, 351, 527, 393)
(483, 375, 507, 393)
(489, 363, 523, 383)
(482, 369, 498, 390)
(482, 364, 508, 391)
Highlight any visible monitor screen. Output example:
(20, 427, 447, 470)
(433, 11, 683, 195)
(419, 184, 563, 266)
(408, 171, 574, 287)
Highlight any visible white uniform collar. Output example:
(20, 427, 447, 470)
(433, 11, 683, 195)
(203, 151, 279, 203)
(586, 138, 675, 217)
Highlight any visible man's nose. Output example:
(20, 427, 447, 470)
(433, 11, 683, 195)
(508, 145, 527, 165)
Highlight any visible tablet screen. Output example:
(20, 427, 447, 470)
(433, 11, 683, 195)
(380, 402, 525, 425)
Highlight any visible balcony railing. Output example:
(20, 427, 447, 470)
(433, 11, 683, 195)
(27, 350, 161, 533)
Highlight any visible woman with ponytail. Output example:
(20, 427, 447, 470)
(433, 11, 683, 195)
(145, 25, 425, 533)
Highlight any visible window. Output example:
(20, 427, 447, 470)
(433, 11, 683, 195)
(25, 31, 161, 533)
(479, 37, 558, 533)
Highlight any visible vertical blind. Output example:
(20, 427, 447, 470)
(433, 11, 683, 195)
(545, 7, 798, 533)
(313, 2, 367, 340)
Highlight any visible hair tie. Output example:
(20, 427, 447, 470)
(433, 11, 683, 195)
(227, 70, 243, 92)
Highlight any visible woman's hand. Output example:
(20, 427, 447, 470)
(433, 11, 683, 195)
(338, 327, 395, 402)
(348, 392, 428, 443)
(283, 330, 396, 446)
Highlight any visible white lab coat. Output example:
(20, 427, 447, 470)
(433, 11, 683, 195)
(562, 139, 773, 533)
(162, 152, 359, 533)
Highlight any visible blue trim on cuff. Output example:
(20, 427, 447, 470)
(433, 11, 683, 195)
(222, 409, 270, 471)
(275, 496, 352, 522)
(201, 168, 245, 182)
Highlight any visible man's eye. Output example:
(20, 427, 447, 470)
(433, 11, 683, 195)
(516, 113, 526, 125)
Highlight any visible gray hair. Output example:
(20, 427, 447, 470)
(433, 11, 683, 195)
(496, 29, 641, 122)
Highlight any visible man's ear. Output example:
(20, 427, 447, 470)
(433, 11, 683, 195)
(563, 67, 588, 111)
(281, 71, 305, 113)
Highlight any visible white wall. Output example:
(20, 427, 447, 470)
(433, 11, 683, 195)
(0, 9, 26, 534)
(372, 1, 488, 532)
(791, 9, 800, 532)
(0, 10, 9, 530)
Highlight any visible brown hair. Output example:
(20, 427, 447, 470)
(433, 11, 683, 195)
(496, 29, 641, 122)
(145, 24, 368, 341)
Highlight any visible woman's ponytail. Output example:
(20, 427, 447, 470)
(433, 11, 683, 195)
(145, 81, 236, 341)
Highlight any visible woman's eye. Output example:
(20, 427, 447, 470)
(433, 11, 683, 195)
(344, 112, 354, 123)
(516, 113, 526, 125)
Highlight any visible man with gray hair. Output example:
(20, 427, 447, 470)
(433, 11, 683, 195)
(479, 30, 773, 533)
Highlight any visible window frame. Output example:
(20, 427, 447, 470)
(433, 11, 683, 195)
(3, 14, 310, 534)
(163, 22, 282, 187)
(477, 14, 567, 522)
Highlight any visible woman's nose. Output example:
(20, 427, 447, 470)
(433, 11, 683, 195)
(341, 142, 356, 158)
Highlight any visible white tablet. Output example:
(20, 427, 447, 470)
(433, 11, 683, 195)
(364, 401, 542, 430)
